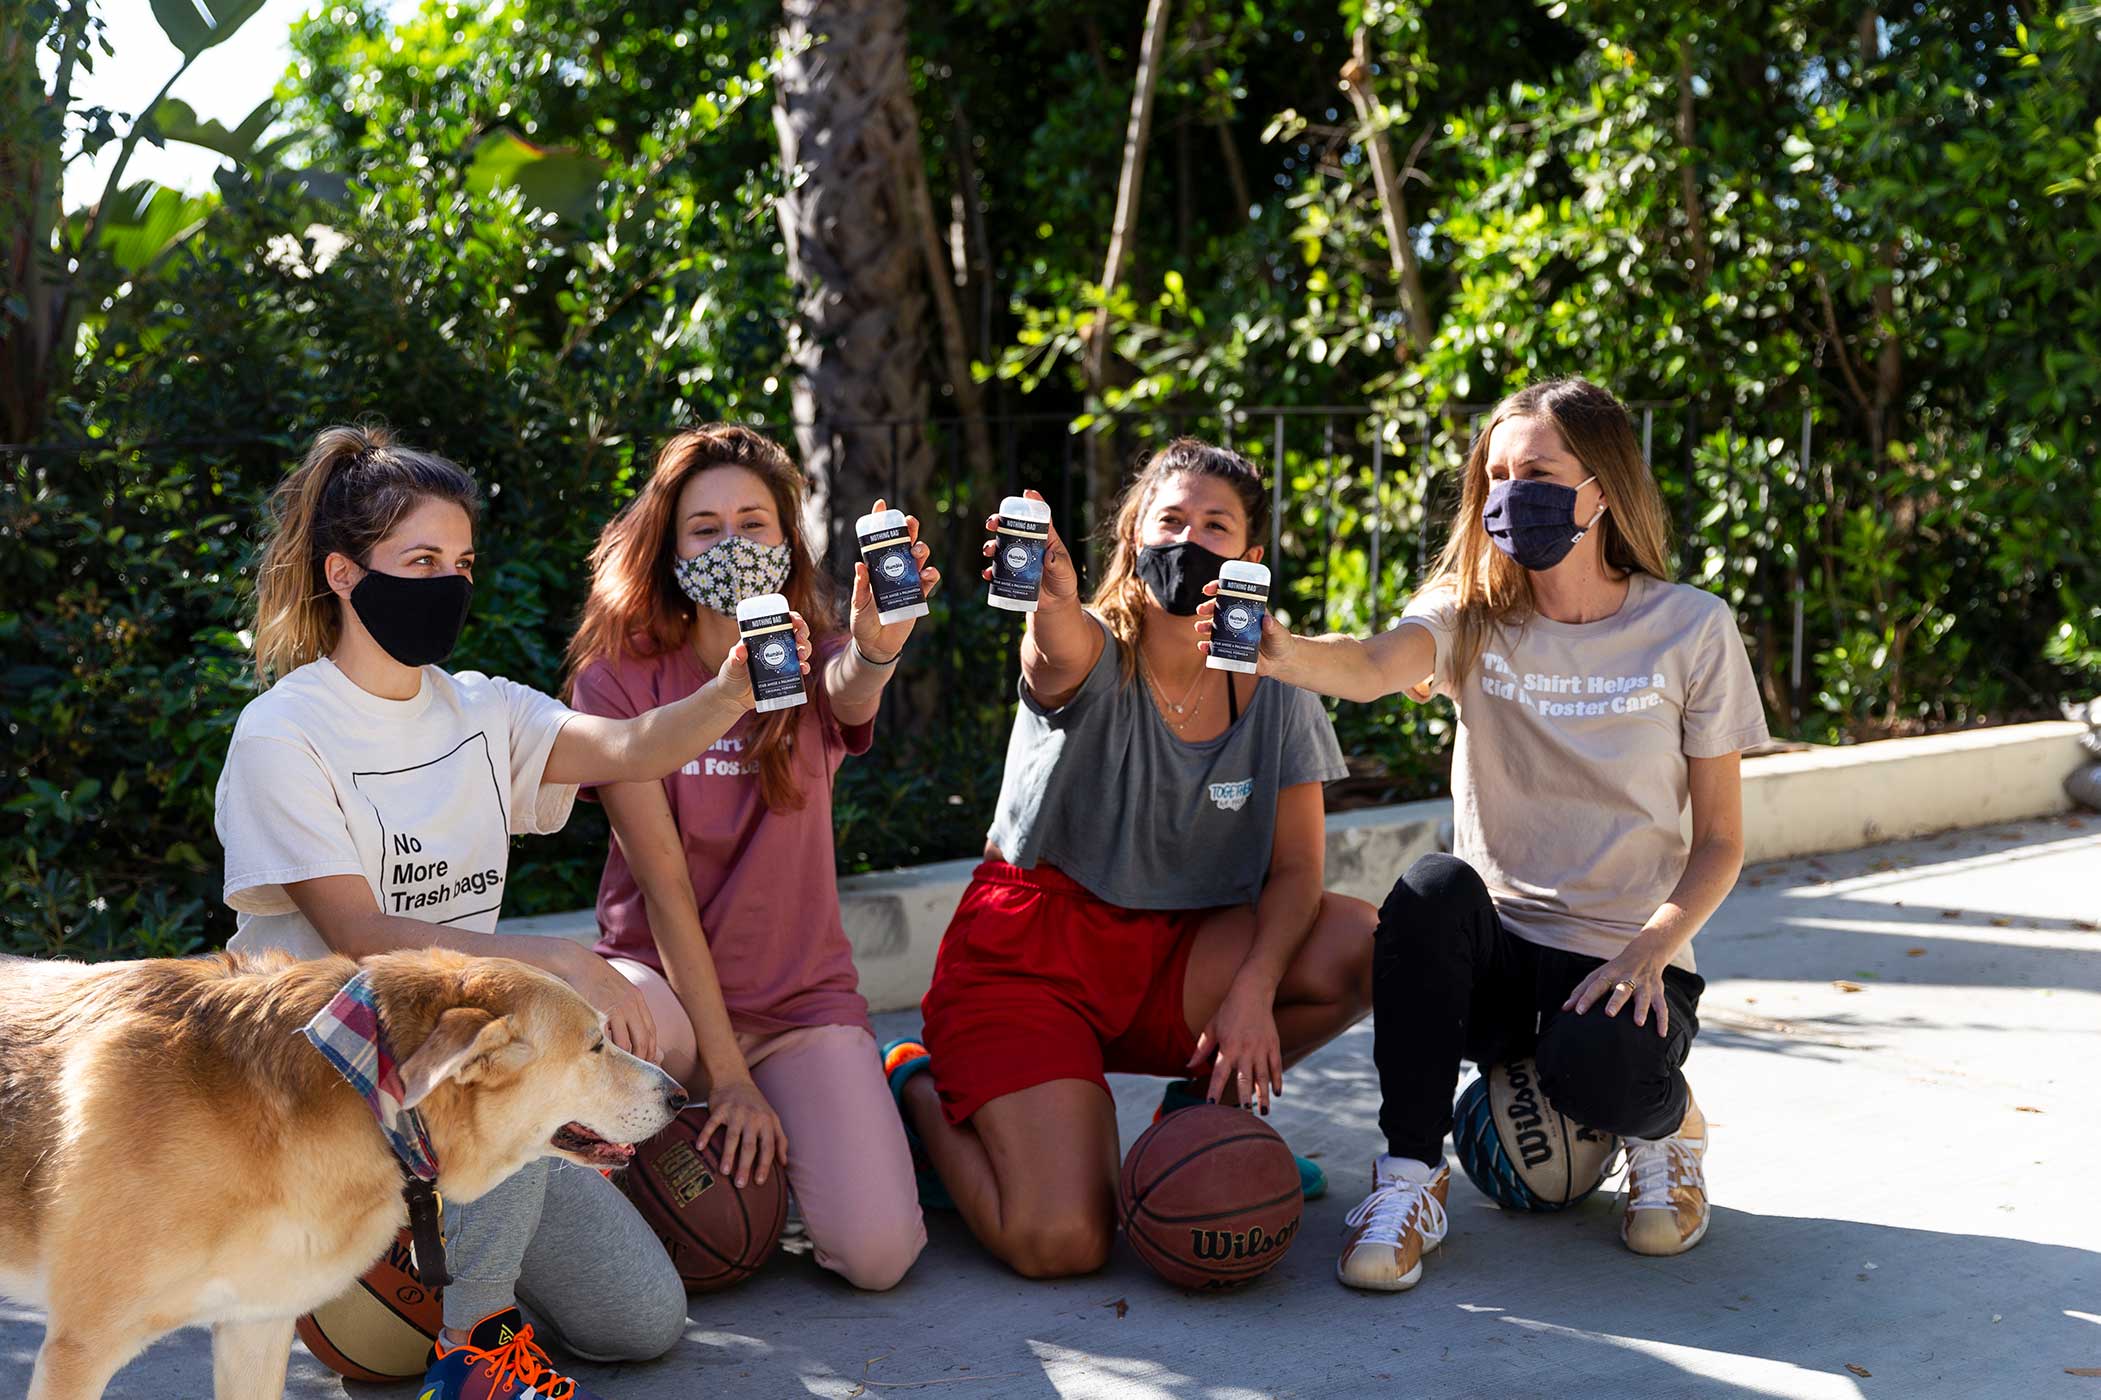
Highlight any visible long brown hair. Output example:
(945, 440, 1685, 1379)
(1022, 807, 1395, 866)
(567, 424, 839, 811)
(251, 424, 480, 684)
(1425, 377, 1673, 684)
(1089, 437, 1269, 684)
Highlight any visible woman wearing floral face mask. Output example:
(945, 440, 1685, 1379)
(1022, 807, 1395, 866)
(565, 425, 933, 1292)
(1203, 378, 1768, 1291)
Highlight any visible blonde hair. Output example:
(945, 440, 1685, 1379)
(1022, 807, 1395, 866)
(1425, 377, 1674, 684)
(251, 424, 480, 684)
(1088, 437, 1269, 684)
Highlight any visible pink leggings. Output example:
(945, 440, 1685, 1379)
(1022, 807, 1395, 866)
(610, 958, 926, 1291)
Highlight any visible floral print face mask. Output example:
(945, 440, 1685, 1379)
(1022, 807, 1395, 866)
(673, 534, 793, 614)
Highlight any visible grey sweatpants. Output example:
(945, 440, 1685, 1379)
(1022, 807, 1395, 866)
(442, 1158, 687, 1361)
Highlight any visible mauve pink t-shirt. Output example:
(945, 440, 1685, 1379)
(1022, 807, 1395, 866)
(572, 637, 873, 1036)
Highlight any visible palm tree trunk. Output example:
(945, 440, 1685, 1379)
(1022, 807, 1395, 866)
(774, 0, 933, 567)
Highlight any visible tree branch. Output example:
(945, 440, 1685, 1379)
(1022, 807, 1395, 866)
(1086, 0, 1172, 392)
(1676, 38, 1710, 290)
(1340, 26, 1431, 353)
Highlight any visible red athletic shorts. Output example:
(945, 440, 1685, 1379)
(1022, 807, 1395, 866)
(920, 860, 1203, 1125)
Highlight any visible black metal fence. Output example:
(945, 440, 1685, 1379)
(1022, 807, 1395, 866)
(6, 395, 1834, 726)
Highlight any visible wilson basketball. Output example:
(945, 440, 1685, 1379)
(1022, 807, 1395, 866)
(1118, 1104, 1303, 1290)
(1453, 1059, 1620, 1212)
(294, 1227, 440, 1382)
(619, 1108, 786, 1292)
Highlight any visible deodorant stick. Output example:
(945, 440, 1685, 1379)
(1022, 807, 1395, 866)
(988, 495, 1053, 612)
(1206, 561, 1271, 674)
(855, 508, 928, 624)
(735, 593, 806, 713)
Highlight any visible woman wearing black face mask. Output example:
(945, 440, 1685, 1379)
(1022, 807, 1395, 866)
(1207, 379, 1768, 1292)
(214, 425, 815, 1396)
(882, 438, 1377, 1281)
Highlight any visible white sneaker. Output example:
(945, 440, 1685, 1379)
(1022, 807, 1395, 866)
(1336, 1156, 1450, 1292)
(1620, 1095, 1709, 1256)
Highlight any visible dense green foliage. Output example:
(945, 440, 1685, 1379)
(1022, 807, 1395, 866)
(5, 0, 2096, 959)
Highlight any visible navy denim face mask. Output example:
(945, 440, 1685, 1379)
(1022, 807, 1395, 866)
(1482, 475, 1605, 573)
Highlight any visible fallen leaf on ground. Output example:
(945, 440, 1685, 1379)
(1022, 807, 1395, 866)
(1833, 980, 1864, 993)
(1990, 917, 2012, 927)
(2016, 1105, 2044, 1113)
(2076, 921, 2098, 933)
(1939, 909, 1963, 919)
(1109, 1298, 1127, 1318)
(2067, 1368, 2101, 1377)
(1846, 1363, 1872, 1377)
(1906, 948, 1926, 956)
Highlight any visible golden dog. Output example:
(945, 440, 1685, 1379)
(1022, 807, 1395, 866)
(0, 946, 686, 1400)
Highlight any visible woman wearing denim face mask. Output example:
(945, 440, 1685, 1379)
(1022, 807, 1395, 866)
(1215, 379, 1769, 1290)
(564, 425, 936, 1293)
(215, 424, 800, 1397)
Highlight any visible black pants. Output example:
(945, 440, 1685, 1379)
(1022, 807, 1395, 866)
(1373, 854, 1704, 1165)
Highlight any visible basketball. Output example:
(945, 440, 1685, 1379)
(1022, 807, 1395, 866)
(294, 1227, 440, 1382)
(1118, 1104, 1303, 1290)
(1453, 1058, 1621, 1212)
(618, 1108, 787, 1292)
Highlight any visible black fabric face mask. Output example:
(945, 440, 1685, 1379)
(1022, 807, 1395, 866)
(1135, 540, 1232, 617)
(348, 568, 472, 668)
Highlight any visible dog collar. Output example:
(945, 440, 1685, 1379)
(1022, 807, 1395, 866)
(302, 968, 450, 1288)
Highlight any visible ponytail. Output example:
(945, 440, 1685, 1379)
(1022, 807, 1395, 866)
(252, 424, 480, 684)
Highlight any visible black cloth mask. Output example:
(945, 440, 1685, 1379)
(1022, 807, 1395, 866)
(1135, 540, 1231, 616)
(349, 568, 472, 668)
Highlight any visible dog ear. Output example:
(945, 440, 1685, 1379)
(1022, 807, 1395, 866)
(399, 1008, 524, 1109)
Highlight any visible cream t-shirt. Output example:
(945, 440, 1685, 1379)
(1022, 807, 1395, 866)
(214, 657, 579, 959)
(1400, 573, 1769, 971)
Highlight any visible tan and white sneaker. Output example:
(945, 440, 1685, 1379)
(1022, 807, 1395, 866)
(1620, 1094, 1710, 1256)
(1337, 1156, 1450, 1291)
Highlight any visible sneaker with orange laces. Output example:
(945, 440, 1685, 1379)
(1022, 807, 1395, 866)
(1620, 1093, 1710, 1256)
(420, 1306, 603, 1400)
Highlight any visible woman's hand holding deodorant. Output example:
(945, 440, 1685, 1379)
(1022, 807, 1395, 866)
(981, 489, 1078, 611)
(851, 498, 941, 661)
(715, 606, 814, 713)
(1194, 574, 1294, 676)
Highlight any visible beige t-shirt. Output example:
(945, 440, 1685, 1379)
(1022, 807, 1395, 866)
(1400, 573, 1769, 971)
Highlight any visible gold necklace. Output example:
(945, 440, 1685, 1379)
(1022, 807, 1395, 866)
(1143, 659, 1208, 729)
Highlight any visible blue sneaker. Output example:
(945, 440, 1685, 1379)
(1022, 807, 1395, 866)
(420, 1306, 602, 1399)
(881, 1037, 955, 1211)
(1155, 1078, 1327, 1200)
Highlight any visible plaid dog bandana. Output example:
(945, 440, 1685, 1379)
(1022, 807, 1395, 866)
(301, 968, 440, 1182)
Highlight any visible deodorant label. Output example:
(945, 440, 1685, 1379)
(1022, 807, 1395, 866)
(860, 524, 923, 616)
(1210, 578, 1269, 667)
(990, 515, 1049, 604)
(739, 609, 804, 705)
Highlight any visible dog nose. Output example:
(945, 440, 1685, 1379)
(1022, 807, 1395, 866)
(666, 1087, 688, 1113)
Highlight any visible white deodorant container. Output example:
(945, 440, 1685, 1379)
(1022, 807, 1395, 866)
(1206, 561, 1272, 674)
(988, 494, 1053, 613)
(855, 507, 929, 625)
(736, 593, 806, 712)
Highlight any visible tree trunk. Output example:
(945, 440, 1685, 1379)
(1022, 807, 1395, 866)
(899, 119, 995, 491)
(1084, 0, 1173, 535)
(1340, 27, 1432, 354)
(774, 0, 933, 568)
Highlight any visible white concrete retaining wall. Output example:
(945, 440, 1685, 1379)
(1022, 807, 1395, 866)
(503, 720, 2089, 1013)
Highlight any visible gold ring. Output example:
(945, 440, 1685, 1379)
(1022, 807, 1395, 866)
(1612, 980, 1634, 994)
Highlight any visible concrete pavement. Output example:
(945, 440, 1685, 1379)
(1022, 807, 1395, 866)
(6, 815, 2098, 1398)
